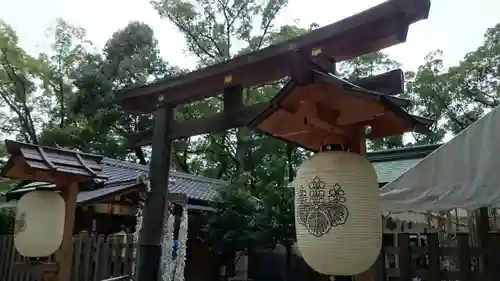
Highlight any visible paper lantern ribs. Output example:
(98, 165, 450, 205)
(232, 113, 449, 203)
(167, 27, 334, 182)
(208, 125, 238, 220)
(249, 69, 434, 152)
(15, 190, 66, 257)
(294, 151, 381, 275)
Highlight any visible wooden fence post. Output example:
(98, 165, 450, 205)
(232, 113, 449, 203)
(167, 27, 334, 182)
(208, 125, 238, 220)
(457, 233, 472, 281)
(72, 234, 84, 281)
(397, 233, 411, 281)
(485, 233, 500, 281)
(426, 233, 441, 281)
(374, 248, 386, 281)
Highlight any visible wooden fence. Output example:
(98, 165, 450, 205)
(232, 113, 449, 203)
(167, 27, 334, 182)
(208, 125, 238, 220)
(379, 232, 500, 281)
(2, 232, 500, 281)
(0, 233, 135, 281)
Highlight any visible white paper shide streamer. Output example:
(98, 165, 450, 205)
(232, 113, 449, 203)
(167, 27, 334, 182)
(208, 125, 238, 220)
(174, 205, 189, 281)
(162, 209, 176, 281)
(133, 176, 189, 281)
(132, 178, 151, 276)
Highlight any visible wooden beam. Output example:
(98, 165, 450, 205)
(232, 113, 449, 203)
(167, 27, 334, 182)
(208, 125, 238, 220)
(129, 103, 269, 147)
(127, 70, 405, 147)
(118, 0, 430, 111)
(168, 193, 188, 205)
(136, 104, 174, 281)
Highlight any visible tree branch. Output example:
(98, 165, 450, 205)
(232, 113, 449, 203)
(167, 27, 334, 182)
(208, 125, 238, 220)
(0, 49, 38, 144)
(167, 16, 218, 60)
(256, 2, 286, 51)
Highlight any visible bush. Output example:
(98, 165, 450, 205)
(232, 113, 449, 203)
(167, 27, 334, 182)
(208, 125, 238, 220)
(0, 208, 15, 234)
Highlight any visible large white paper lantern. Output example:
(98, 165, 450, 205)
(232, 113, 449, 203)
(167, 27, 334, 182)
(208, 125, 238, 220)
(294, 150, 381, 275)
(14, 190, 66, 257)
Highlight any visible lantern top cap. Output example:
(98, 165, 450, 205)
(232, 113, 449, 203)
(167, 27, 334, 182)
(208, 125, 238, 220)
(0, 140, 107, 184)
(249, 68, 434, 152)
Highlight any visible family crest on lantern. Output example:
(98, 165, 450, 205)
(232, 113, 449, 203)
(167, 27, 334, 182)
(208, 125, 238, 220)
(297, 176, 349, 237)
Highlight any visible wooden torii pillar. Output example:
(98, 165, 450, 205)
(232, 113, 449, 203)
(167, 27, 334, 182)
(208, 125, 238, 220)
(0, 140, 107, 281)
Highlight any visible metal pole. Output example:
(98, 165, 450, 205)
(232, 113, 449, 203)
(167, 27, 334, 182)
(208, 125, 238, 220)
(137, 104, 174, 281)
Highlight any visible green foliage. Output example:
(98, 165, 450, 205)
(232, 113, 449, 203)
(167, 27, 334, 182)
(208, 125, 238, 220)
(204, 180, 263, 255)
(203, 178, 294, 256)
(0, 207, 15, 234)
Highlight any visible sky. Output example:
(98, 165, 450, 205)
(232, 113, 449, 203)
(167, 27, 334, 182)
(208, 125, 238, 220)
(1, 0, 499, 72)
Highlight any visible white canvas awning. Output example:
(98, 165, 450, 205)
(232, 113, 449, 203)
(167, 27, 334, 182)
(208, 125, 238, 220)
(380, 105, 500, 212)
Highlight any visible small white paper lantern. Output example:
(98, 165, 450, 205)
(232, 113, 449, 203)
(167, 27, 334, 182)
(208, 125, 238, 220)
(14, 190, 66, 257)
(294, 150, 381, 275)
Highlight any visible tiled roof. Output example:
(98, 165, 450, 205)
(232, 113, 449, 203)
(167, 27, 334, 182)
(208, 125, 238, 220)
(98, 158, 224, 202)
(95, 144, 440, 200)
(1, 140, 106, 181)
(81, 144, 441, 202)
(6, 157, 226, 204)
(373, 158, 424, 184)
(7, 144, 440, 204)
(368, 144, 441, 184)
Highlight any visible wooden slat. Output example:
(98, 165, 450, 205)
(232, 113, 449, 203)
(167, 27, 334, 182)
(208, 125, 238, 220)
(123, 235, 134, 275)
(457, 233, 472, 281)
(100, 236, 111, 279)
(374, 251, 386, 281)
(72, 234, 84, 281)
(397, 233, 412, 281)
(490, 233, 500, 280)
(0, 236, 8, 277)
(112, 235, 124, 277)
(93, 235, 105, 281)
(81, 234, 95, 281)
(7, 235, 16, 281)
(426, 233, 441, 281)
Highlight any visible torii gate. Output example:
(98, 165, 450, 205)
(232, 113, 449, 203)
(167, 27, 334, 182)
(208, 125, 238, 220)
(117, 0, 432, 280)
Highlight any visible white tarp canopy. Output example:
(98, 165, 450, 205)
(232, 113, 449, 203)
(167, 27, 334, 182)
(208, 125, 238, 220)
(380, 105, 500, 212)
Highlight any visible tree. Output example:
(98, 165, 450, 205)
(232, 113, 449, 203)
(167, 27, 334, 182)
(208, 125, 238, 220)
(0, 20, 48, 144)
(405, 23, 500, 145)
(203, 177, 295, 280)
(443, 23, 500, 134)
(0, 18, 100, 150)
(403, 51, 448, 146)
(42, 21, 180, 161)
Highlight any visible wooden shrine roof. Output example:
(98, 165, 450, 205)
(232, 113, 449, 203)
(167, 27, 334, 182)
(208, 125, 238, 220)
(5, 156, 225, 209)
(118, 0, 431, 112)
(248, 70, 434, 152)
(0, 140, 107, 183)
